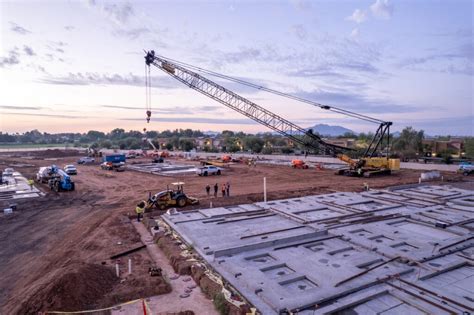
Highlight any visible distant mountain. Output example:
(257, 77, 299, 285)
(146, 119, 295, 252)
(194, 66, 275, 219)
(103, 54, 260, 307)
(391, 131, 401, 137)
(306, 124, 355, 137)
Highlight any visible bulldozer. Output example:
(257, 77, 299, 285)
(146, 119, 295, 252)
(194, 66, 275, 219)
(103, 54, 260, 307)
(145, 182, 199, 210)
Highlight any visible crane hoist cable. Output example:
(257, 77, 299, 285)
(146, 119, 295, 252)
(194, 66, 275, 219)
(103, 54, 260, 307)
(151, 53, 385, 125)
(144, 51, 385, 125)
(144, 50, 349, 155)
(145, 62, 151, 123)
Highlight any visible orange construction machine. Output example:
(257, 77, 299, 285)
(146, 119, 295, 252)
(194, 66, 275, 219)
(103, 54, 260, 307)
(291, 159, 309, 169)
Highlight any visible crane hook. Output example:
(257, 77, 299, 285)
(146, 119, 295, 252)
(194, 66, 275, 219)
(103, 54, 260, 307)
(146, 110, 151, 123)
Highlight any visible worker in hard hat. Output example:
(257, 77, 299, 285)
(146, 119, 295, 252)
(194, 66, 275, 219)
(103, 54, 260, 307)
(135, 201, 145, 222)
(27, 179, 34, 190)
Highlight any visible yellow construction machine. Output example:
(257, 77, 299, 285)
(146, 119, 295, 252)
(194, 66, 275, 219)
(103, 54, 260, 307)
(144, 182, 199, 211)
(337, 154, 400, 177)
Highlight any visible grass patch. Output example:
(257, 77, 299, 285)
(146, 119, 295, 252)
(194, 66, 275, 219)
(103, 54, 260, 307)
(213, 292, 229, 315)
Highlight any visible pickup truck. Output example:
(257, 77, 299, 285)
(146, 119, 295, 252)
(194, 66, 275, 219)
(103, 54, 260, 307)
(196, 165, 222, 176)
(78, 157, 95, 164)
(458, 163, 474, 176)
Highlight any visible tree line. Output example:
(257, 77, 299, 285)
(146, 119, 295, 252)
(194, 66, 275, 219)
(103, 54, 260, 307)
(1, 127, 472, 159)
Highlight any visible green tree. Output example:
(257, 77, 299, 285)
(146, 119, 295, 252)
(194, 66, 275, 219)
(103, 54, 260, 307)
(99, 140, 112, 149)
(87, 130, 105, 141)
(243, 136, 264, 153)
(179, 139, 195, 151)
(392, 127, 424, 158)
(464, 138, 474, 159)
(109, 128, 125, 140)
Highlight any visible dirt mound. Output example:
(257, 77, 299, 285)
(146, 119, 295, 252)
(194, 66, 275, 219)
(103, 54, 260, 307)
(32, 149, 84, 158)
(18, 263, 118, 314)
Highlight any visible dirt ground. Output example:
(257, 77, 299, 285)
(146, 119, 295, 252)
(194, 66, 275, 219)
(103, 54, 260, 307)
(0, 151, 468, 314)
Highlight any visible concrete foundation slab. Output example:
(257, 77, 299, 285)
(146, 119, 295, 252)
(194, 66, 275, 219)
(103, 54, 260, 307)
(162, 185, 474, 314)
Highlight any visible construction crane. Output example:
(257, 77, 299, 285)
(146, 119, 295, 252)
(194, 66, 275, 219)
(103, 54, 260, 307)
(144, 50, 400, 177)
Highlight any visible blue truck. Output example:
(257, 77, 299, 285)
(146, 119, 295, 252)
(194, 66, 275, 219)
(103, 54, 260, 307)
(103, 154, 126, 163)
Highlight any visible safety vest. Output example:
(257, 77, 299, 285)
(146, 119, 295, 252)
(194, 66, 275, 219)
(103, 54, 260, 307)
(28, 180, 34, 185)
(135, 206, 144, 214)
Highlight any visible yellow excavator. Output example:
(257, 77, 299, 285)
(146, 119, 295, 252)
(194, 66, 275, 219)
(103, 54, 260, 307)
(143, 50, 400, 178)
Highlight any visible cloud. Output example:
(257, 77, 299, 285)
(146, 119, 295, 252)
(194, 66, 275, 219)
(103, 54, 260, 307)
(288, 59, 379, 79)
(403, 115, 474, 136)
(346, 9, 367, 24)
(100, 105, 221, 115)
(350, 28, 359, 38)
(0, 48, 20, 67)
(9, 22, 31, 35)
(290, 0, 312, 11)
(0, 105, 43, 110)
(88, 1, 134, 25)
(113, 27, 151, 39)
(38, 72, 180, 89)
(23, 45, 35, 56)
(104, 2, 134, 24)
(295, 89, 418, 114)
(120, 116, 258, 125)
(291, 24, 308, 40)
(1, 112, 90, 119)
(398, 43, 473, 75)
(370, 0, 393, 19)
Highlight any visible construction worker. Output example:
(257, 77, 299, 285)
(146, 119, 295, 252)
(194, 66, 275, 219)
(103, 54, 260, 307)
(221, 183, 226, 197)
(205, 184, 210, 196)
(135, 201, 145, 222)
(213, 183, 218, 197)
(27, 179, 34, 190)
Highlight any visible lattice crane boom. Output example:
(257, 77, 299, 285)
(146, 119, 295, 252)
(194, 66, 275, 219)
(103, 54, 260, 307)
(144, 50, 348, 156)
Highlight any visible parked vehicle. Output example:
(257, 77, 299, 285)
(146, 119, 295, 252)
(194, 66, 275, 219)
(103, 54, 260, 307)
(458, 162, 474, 176)
(126, 152, 137, 159)
(196, 165, 222, 176)
(36, 166, 54, 183)
(64, 165, 77, 175)
(152, 157, 164, 163)
(78, 157, 95, 164)
(3, 168, 14, 176)
(103, 154, 126, 163)
(101, 161, 125, 172)
(48, 169, 75, 192)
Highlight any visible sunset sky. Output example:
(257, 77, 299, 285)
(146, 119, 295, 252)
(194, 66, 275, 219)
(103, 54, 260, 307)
(0, 0, 472, 135)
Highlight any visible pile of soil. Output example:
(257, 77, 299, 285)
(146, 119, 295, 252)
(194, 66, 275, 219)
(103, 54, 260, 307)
(156, 232, 251, 315)
(18, 263, 118, 314)
(31, 149, 85, 158)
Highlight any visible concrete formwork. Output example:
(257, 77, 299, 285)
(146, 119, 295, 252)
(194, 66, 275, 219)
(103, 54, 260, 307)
(0, 171, 42, 203)
(127, 162, 197, 176)
(162, 185, 474, 314)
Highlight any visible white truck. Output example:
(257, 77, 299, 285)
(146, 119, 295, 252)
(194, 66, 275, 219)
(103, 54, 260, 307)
(196, 165, 222, 176)
(458, 162, 474, 176)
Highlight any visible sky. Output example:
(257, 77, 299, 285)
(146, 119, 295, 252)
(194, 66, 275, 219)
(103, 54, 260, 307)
(0, 0, 473, 136)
